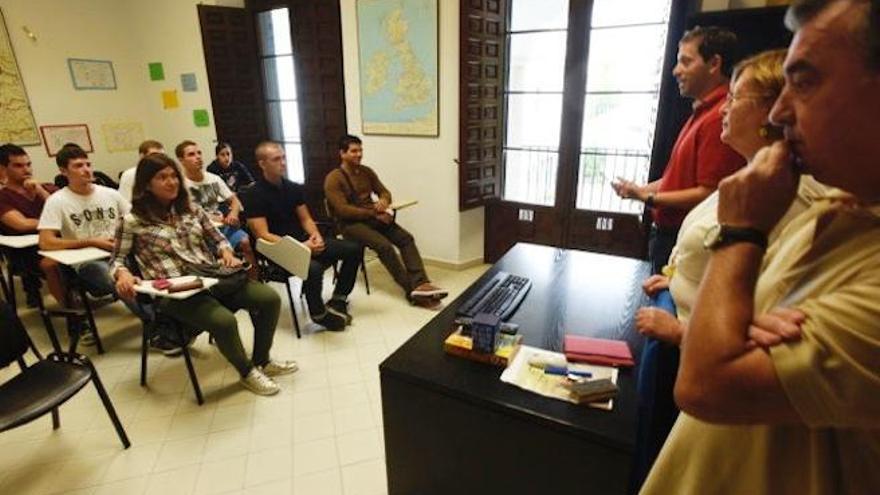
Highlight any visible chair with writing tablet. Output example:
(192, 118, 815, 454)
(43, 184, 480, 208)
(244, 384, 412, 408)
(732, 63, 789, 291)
(255, 236, 311, 338)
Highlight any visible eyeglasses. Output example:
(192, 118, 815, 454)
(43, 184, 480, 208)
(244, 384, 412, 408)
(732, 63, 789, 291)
(725, 92, 774, 104)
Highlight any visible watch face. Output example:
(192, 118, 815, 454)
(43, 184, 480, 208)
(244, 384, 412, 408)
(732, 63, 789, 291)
(703, 223, 722, 250)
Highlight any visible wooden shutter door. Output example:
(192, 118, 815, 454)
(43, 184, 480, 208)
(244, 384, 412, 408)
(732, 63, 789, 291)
(198, 5, 267, 170)
(459, 0, 506, 211)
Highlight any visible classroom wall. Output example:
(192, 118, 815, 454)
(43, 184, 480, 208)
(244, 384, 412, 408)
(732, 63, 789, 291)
(339, 0, 484, 266)
(0, 0, 242, 181)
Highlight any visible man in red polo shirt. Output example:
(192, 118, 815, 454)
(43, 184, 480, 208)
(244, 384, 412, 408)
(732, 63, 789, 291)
(613, 26, 745, 274)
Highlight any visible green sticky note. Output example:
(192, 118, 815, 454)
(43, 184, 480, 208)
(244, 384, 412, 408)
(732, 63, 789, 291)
(193, 109, 210, 127)
(148, 62, 165, 81)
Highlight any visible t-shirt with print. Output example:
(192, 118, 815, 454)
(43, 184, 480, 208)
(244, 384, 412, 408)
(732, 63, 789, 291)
(38, 186, 130, 240)
(185, 172, 233, 217)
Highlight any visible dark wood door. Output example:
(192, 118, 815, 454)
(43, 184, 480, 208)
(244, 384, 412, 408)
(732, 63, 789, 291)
(198, 5, 268, 172)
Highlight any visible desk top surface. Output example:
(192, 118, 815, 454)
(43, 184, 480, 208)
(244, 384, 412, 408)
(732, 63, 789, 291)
(380, 243, 650, 452)
(0, 234, 39, 249)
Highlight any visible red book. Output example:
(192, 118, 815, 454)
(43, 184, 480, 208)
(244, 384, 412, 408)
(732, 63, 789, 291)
(563, 335, 634, 367)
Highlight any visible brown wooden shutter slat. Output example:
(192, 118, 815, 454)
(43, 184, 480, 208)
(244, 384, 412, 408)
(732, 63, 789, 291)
(459, 0, 506, 211)
(198, 5, 267, 172)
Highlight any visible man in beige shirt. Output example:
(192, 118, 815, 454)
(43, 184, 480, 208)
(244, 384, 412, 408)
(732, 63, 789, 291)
(324, 134, 447, 308)
(642, 1, 880, 493)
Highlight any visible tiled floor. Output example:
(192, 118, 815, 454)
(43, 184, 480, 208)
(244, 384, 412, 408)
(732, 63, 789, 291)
(0, 260, 488, 495)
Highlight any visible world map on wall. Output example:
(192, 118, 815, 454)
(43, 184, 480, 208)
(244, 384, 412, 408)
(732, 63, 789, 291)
(0, 9, 40, 145)
(357, 0, 438, 136)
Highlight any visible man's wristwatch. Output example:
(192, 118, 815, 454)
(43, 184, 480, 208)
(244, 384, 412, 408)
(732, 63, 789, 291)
(645, 192, 656, 208)
(703, 224, 768, 251)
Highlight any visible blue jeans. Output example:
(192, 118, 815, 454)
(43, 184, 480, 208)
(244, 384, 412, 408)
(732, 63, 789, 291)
(75, 260, 153, 322)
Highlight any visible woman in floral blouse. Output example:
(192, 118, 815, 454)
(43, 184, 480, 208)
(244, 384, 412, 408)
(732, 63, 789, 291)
(112, 153, 295, 396)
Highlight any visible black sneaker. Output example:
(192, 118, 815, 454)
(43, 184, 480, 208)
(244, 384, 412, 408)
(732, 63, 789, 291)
(312, 311, 346, 332)
(149, 335, 184, 357)
(79, 324, 97, 346)
(326, 299, 352, 325)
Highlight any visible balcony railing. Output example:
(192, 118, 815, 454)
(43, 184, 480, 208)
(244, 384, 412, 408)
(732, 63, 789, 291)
(502, 146, 650, 214)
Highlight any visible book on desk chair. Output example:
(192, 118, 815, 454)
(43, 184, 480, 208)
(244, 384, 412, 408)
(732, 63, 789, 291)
(563, 335, 634, 367)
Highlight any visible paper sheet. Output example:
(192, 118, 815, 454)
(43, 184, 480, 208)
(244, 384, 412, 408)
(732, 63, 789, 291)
(500, 345, 619, 411)
(162, 90, 179, 109)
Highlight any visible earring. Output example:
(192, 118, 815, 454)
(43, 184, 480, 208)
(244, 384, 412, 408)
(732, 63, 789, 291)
(758, 124, 771, 139)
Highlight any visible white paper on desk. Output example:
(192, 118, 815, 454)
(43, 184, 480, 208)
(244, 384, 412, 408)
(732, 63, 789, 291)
(500, 345, 619, 411)
(135, 276, 219, 300)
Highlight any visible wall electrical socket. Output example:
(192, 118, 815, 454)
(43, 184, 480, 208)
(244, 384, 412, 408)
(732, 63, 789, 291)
(518, 209, 534, 222)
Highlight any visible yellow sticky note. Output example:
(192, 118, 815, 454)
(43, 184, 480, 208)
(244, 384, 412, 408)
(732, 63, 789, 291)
(161, 90, 179, 109)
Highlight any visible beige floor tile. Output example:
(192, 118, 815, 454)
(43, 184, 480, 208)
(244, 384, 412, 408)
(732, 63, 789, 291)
(332, 404, 375, 435)
(194, 455, 248, 495)
(92, 474, 150, 495)
(329, 383, 370, 410)
(202, 428, 251, 462)
(335, 429, 382, 467)
(100, 441, 163, 483)
(248, 419, 293, 453)
(291, 438, 339, 478)
(292, 468, 343, 495)
(144, 465, 199, 495)
(152, 436, 207, 473)
(340, 459, 387, 495)
(292, 412, 335, 444)
(244, 446, 292, 487)
(291, 389, 332, 418)
(210, 402, 254, 433)
(241, 477, 293, 495)
(53, 452, 116, 491)
(0, 460, 66, 495)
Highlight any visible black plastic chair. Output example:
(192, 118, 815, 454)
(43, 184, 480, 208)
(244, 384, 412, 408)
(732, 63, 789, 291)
(126, 260, 205, 406)
(0, 300, 130, 448)
(256, 255, 305, 339)
(322, 198, 372, 295)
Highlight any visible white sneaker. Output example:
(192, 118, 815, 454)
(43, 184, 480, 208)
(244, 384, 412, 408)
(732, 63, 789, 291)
(260, 360, 299, 377)
(240, 368, 280, 396)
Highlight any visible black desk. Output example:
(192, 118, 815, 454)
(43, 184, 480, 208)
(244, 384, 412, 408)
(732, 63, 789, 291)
(380, 243, 650, 495)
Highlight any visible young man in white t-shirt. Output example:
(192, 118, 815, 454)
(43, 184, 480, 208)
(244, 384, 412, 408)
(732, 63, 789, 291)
(118, 139, 164, 201)
(175, 140, 257, 275)
(38, 146, 150, 346)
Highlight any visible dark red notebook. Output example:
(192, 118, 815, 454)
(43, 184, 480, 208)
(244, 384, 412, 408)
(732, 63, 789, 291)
(563, 335, 634, 367)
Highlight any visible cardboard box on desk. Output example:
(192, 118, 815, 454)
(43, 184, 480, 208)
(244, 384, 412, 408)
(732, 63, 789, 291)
(443, 327, 522, 367)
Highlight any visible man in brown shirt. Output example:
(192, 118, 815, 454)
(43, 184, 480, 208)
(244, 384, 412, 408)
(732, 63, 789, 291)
(324, 134, 447, 308)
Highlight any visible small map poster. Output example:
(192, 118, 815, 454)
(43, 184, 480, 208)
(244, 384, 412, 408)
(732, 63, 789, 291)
(0, 8, 39, 145)
(102, 122, 145, 152)
(356, 0, 438, 136)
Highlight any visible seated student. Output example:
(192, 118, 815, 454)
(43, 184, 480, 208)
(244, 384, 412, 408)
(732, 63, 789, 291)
(0, 143, 64, 307)
(118, 140, 164, 201)
(53, 143, 119, 190)
(38, 145, 149, 345)
(113, 153, 296, 396)
(244, 141, 361, 332)
(207, 142, 255, 193)
(175, 140, 258, 278)
(324, 134, 447, 309)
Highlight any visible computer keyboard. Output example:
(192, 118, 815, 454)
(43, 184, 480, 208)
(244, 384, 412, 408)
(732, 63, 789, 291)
(457, 271, 532, 321)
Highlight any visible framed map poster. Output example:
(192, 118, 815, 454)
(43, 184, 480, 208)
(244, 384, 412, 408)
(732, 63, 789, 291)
(40, 124, 94, 157)
(67, 58, 117, 90)
(356, 0, 438, 136)
(0, 8, 40, 145)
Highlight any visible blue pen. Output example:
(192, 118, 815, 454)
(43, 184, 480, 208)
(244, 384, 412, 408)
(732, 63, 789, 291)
(543, 366, 592, 378)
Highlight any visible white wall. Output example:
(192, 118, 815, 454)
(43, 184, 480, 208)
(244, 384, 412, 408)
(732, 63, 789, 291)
(339, 0, 484, 265)
(0, 0, 242, 181)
